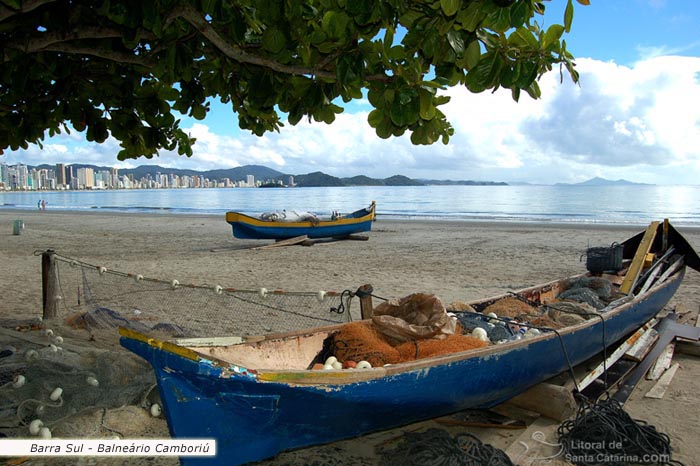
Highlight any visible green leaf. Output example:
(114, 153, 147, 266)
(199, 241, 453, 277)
(457, 1, 489, 32)
(464, 52, 503, 93)
(262, 28, 286, 54)
(367, 109, 384, 128)
(508, 27, 539, 49)
(465, 40, 481, 70)
(446, 30, 465, 54)
(440, 0, 460, 16)
(543, 24, 565, 49)
(564, 0, 574, 32)
(419, 90, 436, 120)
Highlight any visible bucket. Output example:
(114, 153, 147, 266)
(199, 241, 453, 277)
(12, 219, 23, 235)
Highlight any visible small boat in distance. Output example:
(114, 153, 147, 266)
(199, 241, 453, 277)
(225, 201, 376, 240)
(120, 220, 700, 466)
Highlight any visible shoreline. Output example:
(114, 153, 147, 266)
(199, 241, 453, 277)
(4, 207, 700, 231)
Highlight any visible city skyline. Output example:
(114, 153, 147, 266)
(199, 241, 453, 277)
(0, 161, 271, 191)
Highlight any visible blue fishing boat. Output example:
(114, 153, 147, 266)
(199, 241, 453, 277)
(120, 221, 699, 465)
(225, 201, 376, 240)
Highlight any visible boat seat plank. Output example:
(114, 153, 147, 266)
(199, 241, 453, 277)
(620, 221, 659, 294)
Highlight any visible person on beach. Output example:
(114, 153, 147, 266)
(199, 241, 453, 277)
(37, 200, 42, 210)
(41, 200, 46, 210)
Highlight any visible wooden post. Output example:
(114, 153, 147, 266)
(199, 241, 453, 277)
(356, 284, 374, 320)
(41, 250, 59, 320)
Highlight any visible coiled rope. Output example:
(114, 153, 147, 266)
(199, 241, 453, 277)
(557, 397, 683, 466)
(378, 428, 514, 466)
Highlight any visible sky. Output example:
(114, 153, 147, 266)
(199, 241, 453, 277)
(3, 1, 700, 185)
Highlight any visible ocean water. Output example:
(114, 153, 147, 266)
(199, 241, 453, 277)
(2, 185, 700, 227)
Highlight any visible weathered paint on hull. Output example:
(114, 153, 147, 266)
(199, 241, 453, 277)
(121, 271, 683, 465)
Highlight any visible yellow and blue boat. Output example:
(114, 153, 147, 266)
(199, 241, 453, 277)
(225, 201, 376, 240)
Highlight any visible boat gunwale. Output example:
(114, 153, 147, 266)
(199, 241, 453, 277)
(225, 202, 376, 229)
(120, 267, 685, 385)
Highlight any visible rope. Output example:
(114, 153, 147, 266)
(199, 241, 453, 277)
(557, 397, 683, 466)
(378, 428, 514, 466)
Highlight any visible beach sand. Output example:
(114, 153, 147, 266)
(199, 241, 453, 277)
(1, 209, 699, 465)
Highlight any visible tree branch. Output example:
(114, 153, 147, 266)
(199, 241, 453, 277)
(40, 44, 155, 67)
(173, 3, 340, 80)
(0, 0, 57, 22)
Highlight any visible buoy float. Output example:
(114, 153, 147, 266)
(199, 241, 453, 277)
(317, 290, 326, 302)
(86, 376, 99, 387)
(29, 419, 43, 436)
(38, 427, 52, 439)
(12, 375, 26, 389)
(49, 387, 63, 402)
(324, 356, 337, 366)
(150, 403, 162, 417)
(471, 327, 489, 342)
(356, 361, 372, 369)
(25, 349, 39, 361)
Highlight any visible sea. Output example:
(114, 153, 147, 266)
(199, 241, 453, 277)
(2, 184, 700, 227)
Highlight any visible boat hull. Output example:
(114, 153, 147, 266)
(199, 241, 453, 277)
(225, 203, 375, 240)
(120, 269, 684, 465)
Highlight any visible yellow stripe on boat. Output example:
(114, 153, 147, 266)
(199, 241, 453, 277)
(119, 327, 201, 362)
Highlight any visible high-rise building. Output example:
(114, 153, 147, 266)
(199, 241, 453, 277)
(55, 163, 66, 187)
(246, 174, 255, 187)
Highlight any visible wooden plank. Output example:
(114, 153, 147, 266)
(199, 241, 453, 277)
(577, 320, 656, 391)
(251, 235, 308, 250)
(646, 343, 675, 380)
(620, 221, 659, 294)
(676, 340, 700, 357)
(623, 327, 659, 362)
(505, 383, 577, 422)
(645, 362, 680, 399)
(613, 316, 700, 404)
(504, 416, 566, 465)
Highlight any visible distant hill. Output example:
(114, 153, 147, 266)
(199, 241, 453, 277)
(557, 177, 651, 187)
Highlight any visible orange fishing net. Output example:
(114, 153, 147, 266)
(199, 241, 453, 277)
(482, 297, 536, 319)
(332, 321, 401, 367)
(395, 334, 488, 362)
(330, 321, 489, 367)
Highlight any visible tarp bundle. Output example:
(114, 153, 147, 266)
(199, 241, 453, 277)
(371, 293, 458, 342)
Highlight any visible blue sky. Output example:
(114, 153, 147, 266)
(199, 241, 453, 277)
(4, 1, 700, 185)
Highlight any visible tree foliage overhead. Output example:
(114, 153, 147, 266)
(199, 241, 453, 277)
(0, 0, 586, 160)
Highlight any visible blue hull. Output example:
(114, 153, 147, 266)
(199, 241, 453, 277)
(120, 270, 684, 466)
(231, 218, 374, 240)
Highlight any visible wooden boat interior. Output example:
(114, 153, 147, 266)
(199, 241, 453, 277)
(178, 269, 645, 373)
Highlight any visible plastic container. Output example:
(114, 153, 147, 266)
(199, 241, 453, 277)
(12, 220, 23, 235)
(584, 242, 623, 273)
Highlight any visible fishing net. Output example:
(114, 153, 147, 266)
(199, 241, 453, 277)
(43, 251, 359, 338)
(328, 321, 488, 367)
(0, 342, 155, 437)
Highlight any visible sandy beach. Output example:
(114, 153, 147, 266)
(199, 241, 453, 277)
(1, 209, 699, 465)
